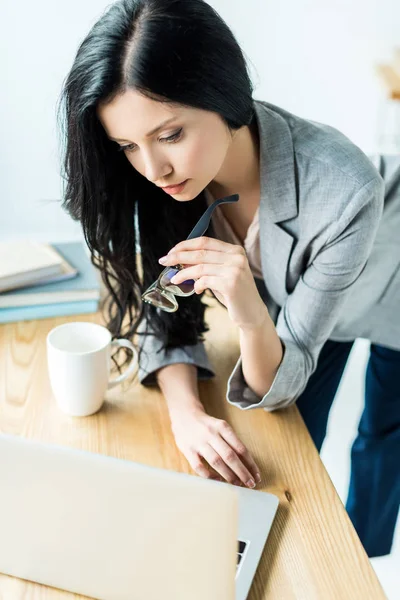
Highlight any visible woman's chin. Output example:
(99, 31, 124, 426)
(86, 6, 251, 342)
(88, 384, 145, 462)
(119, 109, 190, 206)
(174, 190, 200, 202)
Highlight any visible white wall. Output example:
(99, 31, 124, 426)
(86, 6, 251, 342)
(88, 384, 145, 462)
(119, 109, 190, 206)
(217, 0, 400, 150)
(0, 0, 399, 241)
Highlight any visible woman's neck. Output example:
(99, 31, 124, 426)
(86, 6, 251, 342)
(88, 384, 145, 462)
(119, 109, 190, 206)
(206, 118, 261, 243)
(206, 118, 260, 200)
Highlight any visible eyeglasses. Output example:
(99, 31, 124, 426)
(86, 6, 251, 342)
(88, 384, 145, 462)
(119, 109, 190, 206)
(141, 193, 239, 312)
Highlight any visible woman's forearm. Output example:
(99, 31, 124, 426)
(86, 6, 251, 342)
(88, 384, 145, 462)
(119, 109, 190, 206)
(155, 362, 205, 421)
(239, 308, 284, 399)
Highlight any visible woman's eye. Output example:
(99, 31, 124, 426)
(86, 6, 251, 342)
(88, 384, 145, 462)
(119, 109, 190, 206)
(163, 128, 183, 144)
(117, 143, 135, 152)
(117, 128, 183, 153)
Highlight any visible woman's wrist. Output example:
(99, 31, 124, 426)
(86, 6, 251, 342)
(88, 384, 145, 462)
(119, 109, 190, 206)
(167, 396, 205, 425)
(155, 362, 205, 424)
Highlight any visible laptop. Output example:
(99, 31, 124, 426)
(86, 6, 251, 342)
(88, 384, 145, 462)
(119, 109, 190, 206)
(0, 433, 278, 600)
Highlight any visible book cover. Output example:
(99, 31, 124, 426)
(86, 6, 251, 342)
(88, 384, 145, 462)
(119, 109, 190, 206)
(0, 242, 64, 292)
(21, 253, 78, 288)
(0, 242, 102, 308)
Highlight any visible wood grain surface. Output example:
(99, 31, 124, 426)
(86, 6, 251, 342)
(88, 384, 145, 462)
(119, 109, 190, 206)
(0, 295, 385, 599)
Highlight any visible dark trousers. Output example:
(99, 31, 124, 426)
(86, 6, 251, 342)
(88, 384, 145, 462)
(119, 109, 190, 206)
(296, 340, 400, 558)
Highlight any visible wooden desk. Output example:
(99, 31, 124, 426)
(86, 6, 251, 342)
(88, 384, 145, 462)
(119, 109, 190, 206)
(0, 297, 385, 599)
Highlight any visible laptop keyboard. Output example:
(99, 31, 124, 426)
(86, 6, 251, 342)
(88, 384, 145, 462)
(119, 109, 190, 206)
(237, 540, 247, 569)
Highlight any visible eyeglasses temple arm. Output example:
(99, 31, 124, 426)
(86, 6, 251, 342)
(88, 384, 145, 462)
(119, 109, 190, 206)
(186, 194, 239, 240)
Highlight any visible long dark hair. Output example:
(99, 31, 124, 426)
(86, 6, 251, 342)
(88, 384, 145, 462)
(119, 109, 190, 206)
(57, 0, 255, 373)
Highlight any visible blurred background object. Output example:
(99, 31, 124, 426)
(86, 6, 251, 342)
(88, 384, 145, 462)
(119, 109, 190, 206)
(0, 242, 100, 323)
(376, 47, 400, 152)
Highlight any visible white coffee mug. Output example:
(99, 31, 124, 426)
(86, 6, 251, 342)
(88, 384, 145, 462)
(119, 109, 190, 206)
(47, 321, 138, 417)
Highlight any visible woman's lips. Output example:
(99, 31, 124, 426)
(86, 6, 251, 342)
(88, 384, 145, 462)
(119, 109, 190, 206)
(161, 179, 188, 194)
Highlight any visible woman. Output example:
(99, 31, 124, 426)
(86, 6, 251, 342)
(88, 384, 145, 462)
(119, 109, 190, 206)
(58, 0, 400, 558)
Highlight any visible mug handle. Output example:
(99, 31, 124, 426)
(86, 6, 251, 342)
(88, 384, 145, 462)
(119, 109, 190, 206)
(107, 338, 138, 390)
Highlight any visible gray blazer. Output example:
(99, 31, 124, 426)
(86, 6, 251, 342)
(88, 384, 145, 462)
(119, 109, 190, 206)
(138, 99, 400, 411)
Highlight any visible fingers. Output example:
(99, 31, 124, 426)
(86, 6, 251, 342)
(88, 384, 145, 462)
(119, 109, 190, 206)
(200, 444, 243, 486)
(160, 248, 246, 269)
(209, 438, 257, 488)
(186, 437, 260, 488)
(186, 450, 221, 481)
(172, 237, 245, 255)
(177, 415, 261, 488)
(170, 263, 225, 285)
(218, 422, 261, 484)
(160, 249, 226, 267)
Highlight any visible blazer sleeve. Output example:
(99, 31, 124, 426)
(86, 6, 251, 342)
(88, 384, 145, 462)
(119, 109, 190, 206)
(137, 316, 216, 386)
(226, 176, 385, 411)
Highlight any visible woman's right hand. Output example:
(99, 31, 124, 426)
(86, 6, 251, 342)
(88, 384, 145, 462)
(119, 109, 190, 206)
(170, 407, 261, 488)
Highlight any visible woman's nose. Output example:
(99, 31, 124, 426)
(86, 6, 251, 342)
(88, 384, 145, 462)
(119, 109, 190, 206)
(142, 151, 171, 184)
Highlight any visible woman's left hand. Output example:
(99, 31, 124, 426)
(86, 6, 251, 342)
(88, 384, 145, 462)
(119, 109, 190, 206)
(158, 237, 268, 330)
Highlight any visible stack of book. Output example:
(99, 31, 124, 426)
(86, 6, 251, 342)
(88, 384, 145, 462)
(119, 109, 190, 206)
(0, 241, 101, 324)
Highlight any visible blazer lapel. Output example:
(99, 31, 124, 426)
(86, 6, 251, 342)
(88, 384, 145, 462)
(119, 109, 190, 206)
(253, 100, 298, 306)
